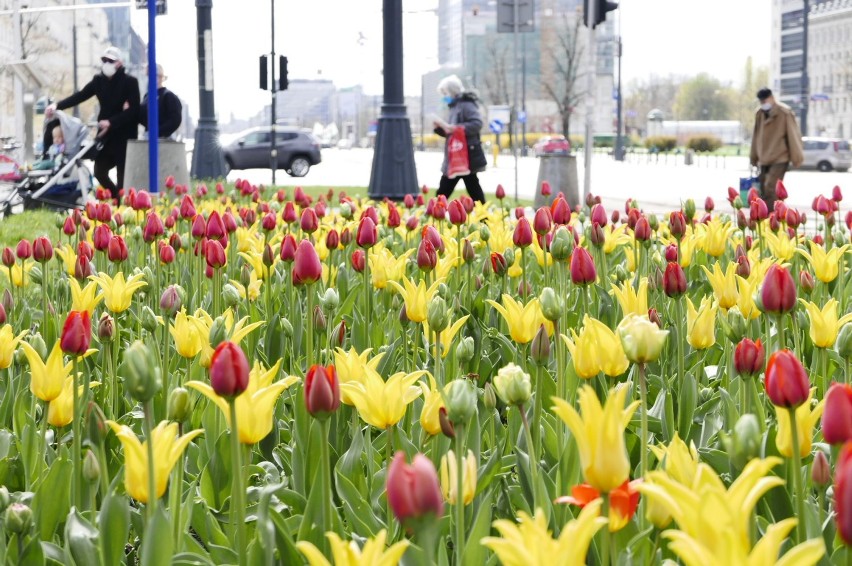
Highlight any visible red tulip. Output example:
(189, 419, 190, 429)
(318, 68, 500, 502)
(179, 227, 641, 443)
(387, 204, 401, 228)
(823, 383, 852, 445)
(191, 214, 207, 240)
(626, 208, 641, 230)
(416, 238, 437, 272)
(304, 364, 340, 419)
(448, 200, 467, 225)
(513, 217, 533, 248)
(60, 310, 91, 355)
(209, 341, 250, 398)
(633, 216, 652, 241)
(662, 262, 686, 298)
(361, 206, 379, 225)
(834, 443, 852, 545)
(421, 225, 444, 254)
(292, 240, 323, 285)
(280, 235, 297, 263)
(556, 480, 640, 526)
(664, 243, 678, 263)
(403, 194, 415, 209)
(833, 185, 843, 202)
(541, 181, 552, 196)
(204, 211, 226, 241)
(74, 254, 92, 280)
(749, 198, 769, 221)
(356, 216, 378, 249)
(734, 338, 764, 377)
(774, 201, 788, 223)
(589, 223, 605, 247)
(32, 236, 53, 263)
(495, 184, 506, 200)
(62, 216, 76, 236)
(736, 255, 751, 278)
(179, 195, 196, 219)
(514, 207, 525, 220)
(775, 180, 788, 201)
(764, 350, 810, 408)
(96, 202, 112, 223)
(222, 210, 238, 234)
(325, 229, 340, 250)
(727, 186, 738, 204)
(387, 451, 444, 523)
(760, 264, 796, 314)
(204, 239, 227, 269)
(551, 195, 572, 225)
(431, 200, 446, 221)
(300, 208, 319, 233)
(533, 207, 553, 236)
(15, 239, 31, 260)
(704, 197, 715, 213)
(815, 195, 832, 215)
(142, 212, 164, 244)
(570, 247, 596, 285)
(351, 249, 366, 273)
(107, 236, 128, 263)
(405, 216, 419, 232)
(490, 252, 507, 276)
(132, 190, 152, 211)
(590, 204, 607, 228)
(159, 244, 176, 264)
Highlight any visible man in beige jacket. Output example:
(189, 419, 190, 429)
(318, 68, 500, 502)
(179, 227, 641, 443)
(750, 87, 804, 212)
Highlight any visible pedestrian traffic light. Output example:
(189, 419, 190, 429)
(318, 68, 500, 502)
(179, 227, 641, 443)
(259, 55, 268, 90)
(583, 0, 618, 29)
(279, 56, 288, 91)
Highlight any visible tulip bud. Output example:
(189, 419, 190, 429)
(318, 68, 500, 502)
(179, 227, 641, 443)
(719, 307, 747, 344)
(417, 239, 437, 272)
(725, 414, 761, 471)
(32, 236, 53, 263)
(168, 387, 191, 422)
(292, 240, 323, 285)
(490, 252, 507, 276)
(313, 305, 327, 332)
(799, 270, 815, 295)
(4, 503, 32, 534)
(0, 303, 6, 326)
(427, 297, 449, 333)
(445, 379, 477, 427)
(85, 401, 107, 446)
(570, 247, 596, 285)
(351, 249, 366, 273)
(618, 313, 669, 363)
(83, 450, 100, 484)
(837, 323, 852, 360)
(61, 310, 91, 355)
(27, 333, 47, 360)
(121, 341, 162, 402)
(494, 363, 532, 406)
(435, 406, 455, 439)
(462, 239, 475, 263)
(764, 350, 809, 408)
(159, 285, 183, 315)
(300, 208, 319, 233)
(209, 341, 250, 398)
(15, 239, 31, 260)
(1, 247, 14, 268)
(513, 217, 533, 248)
(760, 264, 796, 314)
(683, 199, 696, 220)
(733, 338, 764, 377)
(305, 364, 340, 420)
(539, 287, 565, 321)
(456, 336, 475, 364)
(356, 216, 378, 248)
(662, 262, 686, 298)
(387, 452, 444, 525)
(550, 226, 573, 260)
(822, 383, 852, 445)
(530, 324, 551, 366)
(281, 318, 294, 338)
(330, 320, 347, 348)
(141, 306, 159, 334)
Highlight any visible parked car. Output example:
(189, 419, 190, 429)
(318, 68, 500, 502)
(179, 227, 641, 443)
(222, 127, 322, 177)
(801, 137, 851, 172)
(533, 135, 570, 157)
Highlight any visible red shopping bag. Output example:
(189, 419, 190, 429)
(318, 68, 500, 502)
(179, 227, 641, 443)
(447, 127, 470, 179)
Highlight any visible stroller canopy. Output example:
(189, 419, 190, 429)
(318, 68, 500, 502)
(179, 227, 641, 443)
(47, 111, 91, 157)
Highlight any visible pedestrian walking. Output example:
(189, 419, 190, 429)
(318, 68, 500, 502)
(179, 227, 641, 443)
(433, 75, 487, 203)
(47, 46, 140, 200)
(750, 87, 804, 212)
(139, 64, 182, 139)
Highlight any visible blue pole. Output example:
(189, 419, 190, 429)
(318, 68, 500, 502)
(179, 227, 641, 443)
(147, 2, 159, 192)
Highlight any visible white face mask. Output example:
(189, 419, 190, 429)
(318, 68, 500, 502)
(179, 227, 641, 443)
(102, 62, 117, 77)
(760, 102, 772, 111)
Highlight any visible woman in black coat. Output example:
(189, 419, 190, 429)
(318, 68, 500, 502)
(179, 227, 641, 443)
(433, 75, 487, 203)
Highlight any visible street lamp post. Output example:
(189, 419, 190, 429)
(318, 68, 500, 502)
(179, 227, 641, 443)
(191, 0, 227, 180)
(801, 0, 810, 135)
(368, 0, 418, 199)
(269, 0, 278, 186)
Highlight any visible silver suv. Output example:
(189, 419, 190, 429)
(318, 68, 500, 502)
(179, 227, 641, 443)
(801, 137, 851, 172)
(222, 127, 322, 177)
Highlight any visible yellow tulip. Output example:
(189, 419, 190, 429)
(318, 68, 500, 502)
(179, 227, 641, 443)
(296, 530, 409, 566)
(735, 276, 761, 320)
(435, 247, 462, 281)
(368, 248, 413, 289)
(603, 224, 631, 255)
(487, 294, 551, 344)
(762, 230, 797, 262)
(800, 298, 852, 349)
(333, 346, 385, 405)
(551, 385, 640, 493)
(797, 241, 848, 283)
(617, 314, 669, 364)
(678, 233, 697, 268)
(441, 449, 477, 506)
(68, 278, 104, 316)
(47, 375, 100, 427)
(107, 420, 203, 504)
(701, 263, 738, 310)
(20, 340, 72, 402)
(55, 244, 76, 276)
(187, 359, 299, 444)
(90, 271, 148, 313)
(562, 316, 629, 379)
(387, 276, 443, 323)
(649, 433, 699, 487)
(0, 325, 27, 369)
(686, 296, 717, 350)
(419, 374, 445, 436)
(10, 261, 33, 287)
(637, 457, 824, 566)
(481, 501, 607, 566)
(169, 308, 206, 359)
(238, 249, 267, 280)
(194, 308, 264, 368)
(530, 237, 554, 268)
(341, 368, 426, 430)
(775, 388, 825, 458)
(423, 314, 470, 359)
(696, 218, 734, 257)
(229, 270, 262, 302)
(610, 278, 649, 318)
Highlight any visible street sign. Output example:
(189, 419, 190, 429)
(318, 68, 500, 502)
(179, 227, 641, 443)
(489, 120, 504, 134)
(497, 0, 534, 33)
(135, 0, 167, 15)
(488, 105, 511, 125)
(518, 110, 527, 124)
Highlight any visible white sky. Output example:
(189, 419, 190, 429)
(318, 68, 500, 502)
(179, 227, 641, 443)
(129, 0, 771, 123)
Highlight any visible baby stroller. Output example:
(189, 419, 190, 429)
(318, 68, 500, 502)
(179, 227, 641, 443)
(0, 111, 101, 216)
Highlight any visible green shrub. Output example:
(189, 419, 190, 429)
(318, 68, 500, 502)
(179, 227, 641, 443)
(644, 136, 677, 152)
(686, 135, 722, 153)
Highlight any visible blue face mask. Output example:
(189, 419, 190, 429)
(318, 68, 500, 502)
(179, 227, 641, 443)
(442, 95, 454, 105)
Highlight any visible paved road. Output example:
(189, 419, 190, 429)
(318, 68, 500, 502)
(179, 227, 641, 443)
(228, 148, 851, 214)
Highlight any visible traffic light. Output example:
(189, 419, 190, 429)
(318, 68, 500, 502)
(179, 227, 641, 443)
(584, 0, 618, 29)
(279, 56, 289, 91)
(259, 55, 268, 90)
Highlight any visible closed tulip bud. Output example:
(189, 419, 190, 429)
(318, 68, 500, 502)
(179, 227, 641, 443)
(736, 209, 748, 230)
(669, 211, 686, 239)
(330, 320, 347, 348)
(313, 305, 327, 332)
(531, 324, 551, 365)
(158, 285, 181, 315)
(387, 452, 444, 523)
(85, 401, 106, 446)
(634, 216, 652, 241)
(356, 216, 378, 248)
(570, 247, 596, 285)
(32, 236, 53, 263)
(490, 252, 507, 276)
(27, 333, 47, 360)
(448, 200, 467, 225)
(417, 238, 437, 272)
(438, 407, 455, 438)
(445, 378, 477, 427)
(61, 310, 91, 355)
(15, 239, 31, 260)
(323, 230, 340, 252)
(539, 287, 565, 321)
(513, 217, 533, 248)
(350, 248, 366, 272)
(1, 289, 11, 315)
(618, 313, 669, 363)
(550, 226, 573, 260)
(494, 363, 532, 406)
(495, 184, 506, 199)
(812, 450, 830, 487)
(681, 198, 695, 220)
(760, 264, 796, 314)
(822, 383, 852, 445)
(157, 243, 175, 264)
(551, 196, 572, 225)
(764, 350, 810, 408)
(279, 318, 294, 340)
(300, 208, 319, 233)
(660, 244, 677, 263)
(662, 262, 686, 298)
(589, 222, 605, 247)
(4, 503, 32, 534)
(0, 303, 6, 325)
(209, 341, 250, 398)
(837, 323, 852, 360)
(704, 196, 715, 213)
(403, 194, 415, 209)
(733, 338, 764, 377)
(648, 214, 659, 232)
(503, 248, 515, 267)
(533, 207, 552, 235)
(62, 216, 76, 236)
(647, 307, 662, 327)
(540, 181, 552, 196)
(422, 225, 444, 254)
(427, 297, 449, 333)
(83, 450, 100, 484)
(218, 284, 238, 308)
(0, 487, 8, 514)
(799, 270, 815, 295)
(107, 236, 127, 263)
(278, 235, 297, 263)
(204, 239, 226, 269)
(590, 203, 607, 227)
(1, 247, 14, 268)
(304, 364, 340, 419)
(483, 382, 497, 411)
(462, 239, 475, 263)
(292, 240, 323, 285)
(517, 279, 532, 298)
(259, 212, 275, 232)
(121, 341, 162, 402)
(455, 336, 475, 364)
(725, 414, 761, 471)
(815, 195, 832, 216)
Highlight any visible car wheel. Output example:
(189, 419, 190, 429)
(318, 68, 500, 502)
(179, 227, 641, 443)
(288, 156, 310, 177)
(818, 160, 833, 172)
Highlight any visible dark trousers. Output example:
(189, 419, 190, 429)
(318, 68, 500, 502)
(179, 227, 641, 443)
(437, 173, 485, 204)
(758, 163, 788, 214)
(94, 141, 128, 200)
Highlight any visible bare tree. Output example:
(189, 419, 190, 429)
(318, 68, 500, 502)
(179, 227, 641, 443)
(542, 13, 585, 136)
(483, 37, 510, 106)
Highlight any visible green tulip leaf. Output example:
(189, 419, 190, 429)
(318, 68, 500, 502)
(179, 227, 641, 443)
(33, 455, 71, 541)
(140, 506, 173, 566)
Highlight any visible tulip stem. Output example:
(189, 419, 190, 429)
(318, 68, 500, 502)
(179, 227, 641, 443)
(521, 247, 528, 298)
(519, 406, 540, 515)
(321, 418, 334, 544)
(72, 357, 82, 509)
(532, 364, 543, 468)
(454, 425, 465, 566)
(142, 401, 157, 519)
(788, 406, 807, 544)
(364, 248, 371, 348)
(600, 493, 612, 566)
(776, 315, 786, 351)
(306, 285, 315, 370)
(228, 399, 247, 566)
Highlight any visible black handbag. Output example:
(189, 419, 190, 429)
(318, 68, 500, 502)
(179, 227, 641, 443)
(468, 141, 487, 172)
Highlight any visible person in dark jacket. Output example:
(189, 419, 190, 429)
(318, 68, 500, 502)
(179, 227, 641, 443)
(433, 75, 487, 203)
(139, 64, 182, 139)
(47, 46, 140, 200)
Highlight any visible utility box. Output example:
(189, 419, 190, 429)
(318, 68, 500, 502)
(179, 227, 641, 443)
(534, 154, 579, 209)
(124, 140, 189, 193)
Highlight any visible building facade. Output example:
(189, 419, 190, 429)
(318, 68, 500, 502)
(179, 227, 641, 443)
(771, 0, 852, 137)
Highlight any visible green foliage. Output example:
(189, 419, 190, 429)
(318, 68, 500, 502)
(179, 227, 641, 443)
(673, 72, 737, 120)
(644, 135, 678, 152)
(0, 210, 56, 248)
(686, 135, 723, 152)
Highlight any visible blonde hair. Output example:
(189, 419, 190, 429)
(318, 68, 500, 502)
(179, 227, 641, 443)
(437, 75, 464, 97)
(52, 126, 63, 143)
